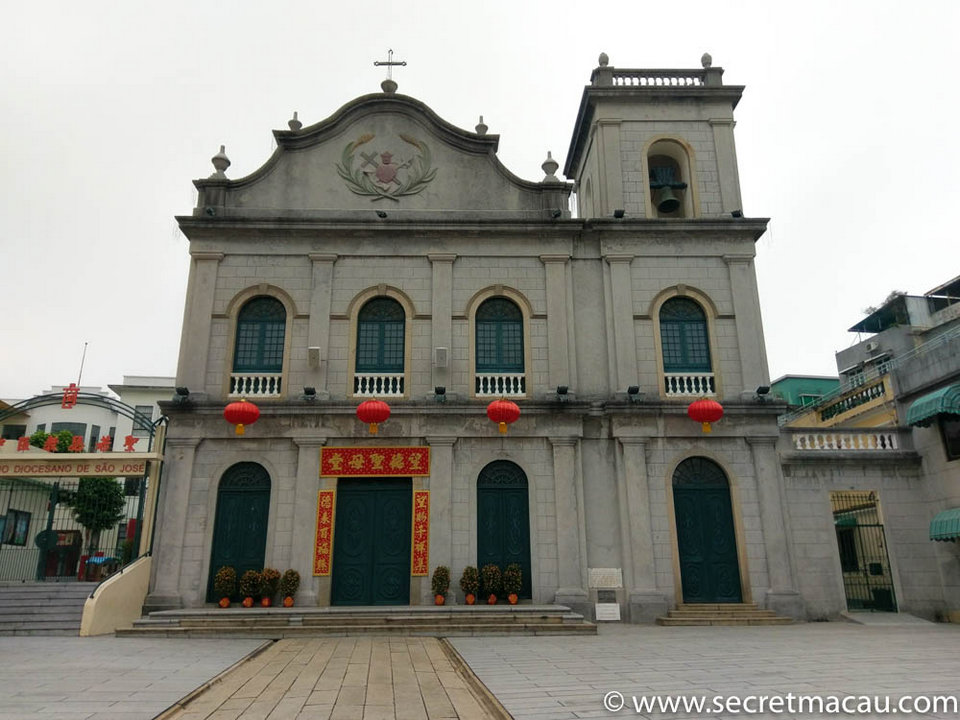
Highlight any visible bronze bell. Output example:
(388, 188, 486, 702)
(656, 186, 681, 213)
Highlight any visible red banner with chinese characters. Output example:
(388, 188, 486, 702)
(411, 490, 429, 576)
(313, 490, 335, 576)
(320, 447, 430, 477)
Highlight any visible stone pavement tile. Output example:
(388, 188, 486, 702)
(330, 703, 365, 720)
(305, 689, 340, 706)
(336, 684, 367, 706)
(264, 696, 307, 719)
(362, 705, 396, 720)
(394, 697, 428, 720)
(295, 706, 332, 720)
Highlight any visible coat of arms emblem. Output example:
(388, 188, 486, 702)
(336, 133, 437, 201)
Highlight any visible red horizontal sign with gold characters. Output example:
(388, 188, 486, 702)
(313, 490, 335, 576)
(320, 447, 430, 477)
(411, 490, 429, 576)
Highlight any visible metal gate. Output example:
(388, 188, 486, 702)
(830, 490, 897, 611)
(0, 475, 145, 583)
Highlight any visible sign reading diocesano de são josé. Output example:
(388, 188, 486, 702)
(320, 447, 430, 477)
(0, 453, 154, 478)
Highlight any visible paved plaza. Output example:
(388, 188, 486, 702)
(1, 622, 959, 719)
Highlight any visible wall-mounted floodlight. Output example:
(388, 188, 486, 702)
(556, 385, 569, 402)
(434, 386, 446, 403)
(376, 210, 388, 219)
(613, 209, 625, 219)
(551, 209, 563, 219)
(627, 385, 642, 403)
(303, 386, 317, 401)
(173, 386, 190, 405)
(731, 209, 743, 218)
(755, 385, 771, 402)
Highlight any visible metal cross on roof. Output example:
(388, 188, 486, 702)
(374, 49, 407, 81)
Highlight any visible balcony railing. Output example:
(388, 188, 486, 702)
(790, 430, 900, 452)
(354, 373, 404, 397)
(229, 373, 282, 398)
(819, 380, 887, 421)
(664, 372, 716, 397)
(475, 373, 526, 397)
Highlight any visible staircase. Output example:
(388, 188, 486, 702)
(0, 582, 96, 636)
(656, 603, 793, 626)
(119, 604, 596, 638)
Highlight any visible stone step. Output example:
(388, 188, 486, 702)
(0, 582, 93, 636)
(665, 610, 781, 618)
(677, 603, 759, 610)
(118, 621, 598, 638)
(656, 616, 793, 626)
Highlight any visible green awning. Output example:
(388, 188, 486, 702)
(906, 384, 960, 427)
(930, 508, 960, 542)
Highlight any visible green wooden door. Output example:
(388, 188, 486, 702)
(331, 479, 411, 606)
(477, 461, 532, 598)
(673, 457, 742, 603)
(206, 463, 270, 602)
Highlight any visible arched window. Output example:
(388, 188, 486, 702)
(233, 297, 286, 373)
(356, 297, 405, 373)
(660, 298, 711, 372)
(476, 298, 524, 372)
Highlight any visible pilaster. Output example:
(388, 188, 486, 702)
(426, 437, 456, 588)
(428, 254, 455, 392)
(308, 254, 337, 397)
(144, 437, 200, 611)
(618, 438, 669, 622)
(747, 436, 805, 619)
(176, 253, 222, 393)
(292, 436, 326, 607)
(709, 118, 743, 214)
(540, 254, 571, 390)
(724, 254, 770, 397)
(604, 254, 638, 392)
(549, 437, 589, 616)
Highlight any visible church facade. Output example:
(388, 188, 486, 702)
(146, 55, 950, 623)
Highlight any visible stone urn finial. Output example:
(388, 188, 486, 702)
(210, 145, 230, 178)
(541, 151, 560, 183)
(381, 78, 398, 94)
(701, 52, 713, 68)
(288, 111, 302, 131)
(475, 115, 488, 135)
(598, 52, 609, 67)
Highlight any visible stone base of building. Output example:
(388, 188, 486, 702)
(142, 593, 184, 614)
(764, 590, 806, 620)
(554, 588, 591, 621)
(628, 591, 670, 623)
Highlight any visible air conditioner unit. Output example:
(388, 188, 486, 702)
(307, 346, 322, 367)
(433, 347, 449, 368)
(865, 341, 880, 353)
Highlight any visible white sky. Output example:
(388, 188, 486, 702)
(2, 0, 957, 400)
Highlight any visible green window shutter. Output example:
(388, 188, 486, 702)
(233, 297, 286, 373)
(476, 298, 524, 372)
(660, 298, 711, 372)
(356, 298, 405, 373)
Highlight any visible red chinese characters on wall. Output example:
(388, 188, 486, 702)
(411, 490, 429, 576)
(319, 447, 430, 477)
(313, 490, 336, 576)
(61, 383, 79, 409)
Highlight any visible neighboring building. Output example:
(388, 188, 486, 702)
(108, 376, 176, 452)
(145, 54, 956, 623)
(770, 375, 839, 410)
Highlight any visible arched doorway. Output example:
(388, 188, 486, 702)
(672, 457, 742, 603)
(206, 462, 270, 602)
(477, 460, 532, 598)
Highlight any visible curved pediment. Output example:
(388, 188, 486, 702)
(193, 93, 570, 218)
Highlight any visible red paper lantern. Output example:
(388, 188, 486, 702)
(357, 399, 391, 434)
(486, 399, 520, 434)
(223, 398, 260, 435)
(687, 398, 724, 433)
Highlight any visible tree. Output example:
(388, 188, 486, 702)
(72, 477, 125, 555)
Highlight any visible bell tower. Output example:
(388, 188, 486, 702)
(564, 52, 745, 220)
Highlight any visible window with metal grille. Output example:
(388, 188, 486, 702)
(476, 298, 524, 372)
(233, 297, 286, 373)
(131, 405, 153, 438)
(355, 297, 405, 373)
(659, 298, 711, 372)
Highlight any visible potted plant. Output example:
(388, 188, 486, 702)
(260, 567, 281, 607)
(459, 565, 479, 605)
(480, 563, 502, 605)
(213, 565, 237, 608)
(431, 565, 450, 605)
(503, 563, 522, 605)
(239, 569, 261, 607)
(279, 568, 301, 607)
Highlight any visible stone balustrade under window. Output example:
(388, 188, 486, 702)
(354, 373, 404, 397)
(790, 430, 901, 452)
(663, 372, 716, 397)
(475, 373, 526, 397)
(229, 373, 283, 398)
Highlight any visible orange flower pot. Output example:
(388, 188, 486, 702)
(283, 596, 294, 607)
(508, 593, 518, 605)
(434, 594, 445, 606)
(261, 597, 272, 607)
(487, 594, 497, 605)
(465, 594, 476, 605)
(242, 597, 254, 608)
(218, 597, 230, 608)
